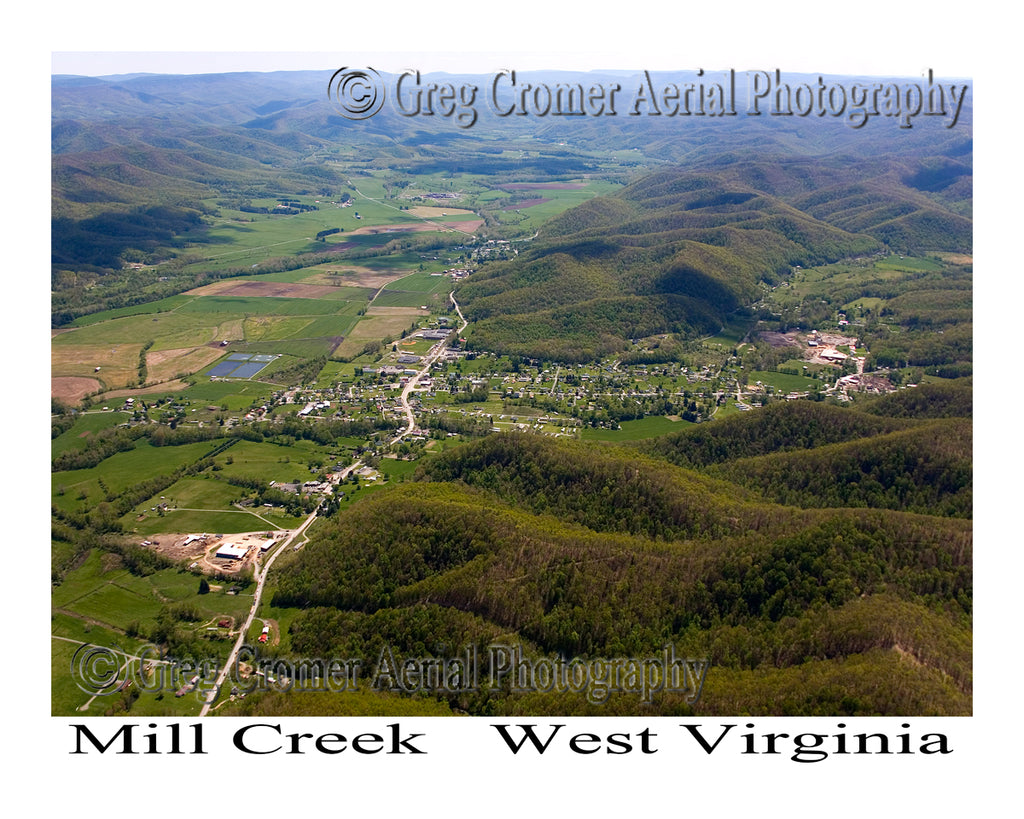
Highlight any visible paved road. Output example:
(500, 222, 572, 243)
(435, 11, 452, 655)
(394, 291, 468, 440)
(197, 471, 346, 715)
(197, 293, 467, 714)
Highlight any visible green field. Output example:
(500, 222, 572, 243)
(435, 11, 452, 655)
(52, 412, 130, 457)
(580, 415, 692, 441)
(69, 295, 196, 327)
(168, 379, 276, 406)
(748, 370, 821, 392)
(53, 440, 222, 514)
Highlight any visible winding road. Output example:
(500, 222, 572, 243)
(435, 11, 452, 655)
(198, 291, 468, 714)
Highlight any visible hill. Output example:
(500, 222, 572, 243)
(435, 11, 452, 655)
(457, 166, 885, 361)
(269, 426, 971, 716)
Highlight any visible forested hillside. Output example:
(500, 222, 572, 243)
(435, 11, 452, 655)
(457, 167, 884, 360)
(268, 392, 972, 716)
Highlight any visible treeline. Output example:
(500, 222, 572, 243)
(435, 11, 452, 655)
(53, 415, 399, 474)
(52, 516, 175, 583)
(239, 202, 318, 215)
(425, 413, 492, 438)
(250, 416, 399, 446)
(416, 433, 760, 542)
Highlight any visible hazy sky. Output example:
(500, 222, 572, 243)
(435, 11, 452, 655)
(47, 1, 981, 78)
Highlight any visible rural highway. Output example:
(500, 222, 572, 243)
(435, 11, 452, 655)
(395, 291, 468, 439)
(198, 292, 467, 714)
(197, 493, 325, 715)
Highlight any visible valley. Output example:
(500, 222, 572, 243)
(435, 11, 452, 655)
(51, 67, 972, 719)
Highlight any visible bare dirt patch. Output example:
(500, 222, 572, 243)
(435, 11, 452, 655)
(147, 531, 282, 574)
(758, 331, 802, 349)
(146, 534, 210, 562)
(815, 332, 859, 348)
(447, 219, 484, 233)
(52, 376, 102, 403)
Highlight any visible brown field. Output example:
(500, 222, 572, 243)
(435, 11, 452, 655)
(266, 265, 406, 291)
(758, 331, 802, 349)
(349, 219, 483, 236)
(508, 198, 550, 209)
(147, 346, 225, 383)
(52, 376, 102, 404)
(503, 182, 586, 190)
(406, 206, 476, 218)
(52, 342, 144, 390)
(931, 252, 973, 265)
(186, 280, 346, 299)
(366, 306, 429, 316)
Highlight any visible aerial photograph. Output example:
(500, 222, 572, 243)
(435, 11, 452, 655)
(50, 54, 974, 727)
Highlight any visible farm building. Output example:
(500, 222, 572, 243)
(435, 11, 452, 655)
(215, 543, 249, 560)
(819, 349, 849, 362)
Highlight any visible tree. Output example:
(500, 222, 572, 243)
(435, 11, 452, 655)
(198, 578, 210, 595)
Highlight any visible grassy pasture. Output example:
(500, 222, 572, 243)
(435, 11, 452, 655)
(580, 415, 691, 441)
(747, 370, 820, 392)
(208, 438, 326, 484)
(874, 256, 944, 272)
(52, 440, 220, 514)
(332, 313, 424, 359)
(52, 412, 130, 457)
(372, 289, 449, 309)
(69, 294, 195, 326)
(242, 315, 316, 342)
(171, 379, 276, 407)
(177, 295, 351, 317)
(131, 507, 294, 535)
(388, 270, 455, 293)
